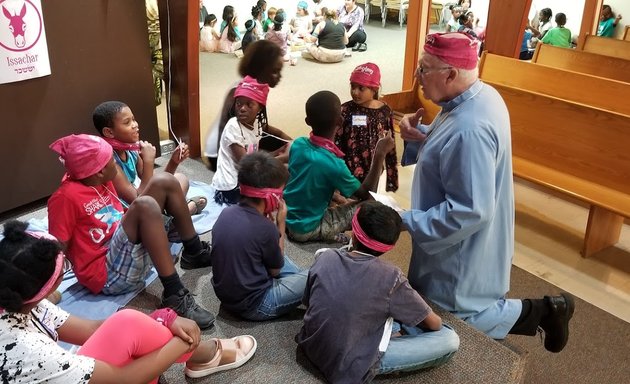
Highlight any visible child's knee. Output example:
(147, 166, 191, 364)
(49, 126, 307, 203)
(130, 195, 162, 217)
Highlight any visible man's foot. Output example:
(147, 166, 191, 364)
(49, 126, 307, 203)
(539, 293, 575, 353)
(187, 196, 208, 216)
(160, 288, 215, 329)
(351, 42, 361, 51)
(357, 43, 367, 52)
(180, 241, 212, 269)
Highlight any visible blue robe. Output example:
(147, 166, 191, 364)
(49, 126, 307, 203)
(401, 80, 521, 339)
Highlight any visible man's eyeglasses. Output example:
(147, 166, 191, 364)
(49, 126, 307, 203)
(416, 66, 453, 76)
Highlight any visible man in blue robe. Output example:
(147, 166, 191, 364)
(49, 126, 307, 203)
(399, 32, 574, 353)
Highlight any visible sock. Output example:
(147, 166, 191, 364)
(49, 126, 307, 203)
(182, 234, 202, 255)
(509, 298, 547, 336)
(159, 272, 185, 298)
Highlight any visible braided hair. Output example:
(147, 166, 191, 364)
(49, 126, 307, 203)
(0, 221, 61, 312)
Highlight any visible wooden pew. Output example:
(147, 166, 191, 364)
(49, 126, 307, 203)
(532, 44, 630, 84)
(479, 52, 630, 116)
(580, 34, 630, 60)
(478, 52, 630, 257)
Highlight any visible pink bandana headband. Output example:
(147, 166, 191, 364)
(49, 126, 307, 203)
(24, 231, 65, 305)
(424, 32, 478, 70)
(309, 132, 345, 158)
(102, 137, 141, 152)
(351, 208, 395, 253)
(240, 184, 283, 214)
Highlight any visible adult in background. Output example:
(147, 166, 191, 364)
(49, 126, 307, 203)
(338, 0, 367, 52)
(302, 8, 348, 63)
(204, 40, 291, 171)
(398, 32, 574, 353)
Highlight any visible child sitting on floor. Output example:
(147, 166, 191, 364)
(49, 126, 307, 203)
(211, 152, 308, 321)
(336, 63, 398, 193)
(219, 5, 242, 54)
(242, 20, 257, 53)
(0, 221, 256, 383)
(92, 101, 207, 215)
(200, 14, 220, 52)
(283, 90, 395, 243)
(211, 76, 269, 206)
(47, 134, 214, 328)
(541, 13, 572, 48)
(296, 201, 460, 383)
(265, 12, 291, 61)
(262, 6, 277, 32)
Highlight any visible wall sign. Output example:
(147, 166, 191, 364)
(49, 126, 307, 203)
(0, 0, 50, 84)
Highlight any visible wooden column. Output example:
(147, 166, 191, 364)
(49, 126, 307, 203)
(578, 0, 603, 49)
(484, 0, 532, 58)
(402, 0, 432, 90)
(157, 0, 201, 157)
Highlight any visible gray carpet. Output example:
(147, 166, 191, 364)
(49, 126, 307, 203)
(5, 156, 630, 383)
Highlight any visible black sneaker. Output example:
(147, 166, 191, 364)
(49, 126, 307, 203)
(180, 241, 212, 270)
(540, 293, 575, 353)
(351, 42, 361, 51)
(160, 288, 215, 329)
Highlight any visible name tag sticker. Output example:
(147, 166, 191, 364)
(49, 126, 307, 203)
(352, 115, 368, 126)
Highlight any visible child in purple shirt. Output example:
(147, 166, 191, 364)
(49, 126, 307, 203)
(296, 201, 459, 383)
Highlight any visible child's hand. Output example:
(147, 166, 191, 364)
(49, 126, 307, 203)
(275, 198, 287, 224)
(171, 142, 190, 164)
(139, 141, 157, 163)
(376, 131, 396, 155)
(169, 316, 201, 352)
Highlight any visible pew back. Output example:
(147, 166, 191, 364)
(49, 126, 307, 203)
(532, 44, 630, 84)
(479, 52, 630, 117)
(581, 34, 630, 60)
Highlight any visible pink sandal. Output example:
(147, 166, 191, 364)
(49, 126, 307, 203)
(184, 335, 257, 378)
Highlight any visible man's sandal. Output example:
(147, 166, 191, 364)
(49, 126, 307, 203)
(187, 195, 208, 216)
(184, 335, 257, 378)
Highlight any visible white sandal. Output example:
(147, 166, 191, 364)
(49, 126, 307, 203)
(184, 335, 257, 378)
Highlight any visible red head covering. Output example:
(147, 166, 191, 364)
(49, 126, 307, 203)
(350, 62, 381, 88)
(424, 32, 478, 70)
(234, 75, 270, 106)
(49, 134, 113, 180)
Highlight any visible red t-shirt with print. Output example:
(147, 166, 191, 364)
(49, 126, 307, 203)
(48, 177, 124, 293)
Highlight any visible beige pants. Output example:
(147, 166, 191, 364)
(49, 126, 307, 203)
(302, 45, 346, 63)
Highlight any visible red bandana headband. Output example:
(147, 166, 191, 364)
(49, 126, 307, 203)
(351, 208, 395, 253)
(309, 132, 345, 158)
(240, 184, 283, 214)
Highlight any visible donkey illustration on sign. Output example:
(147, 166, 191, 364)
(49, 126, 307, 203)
(3, 3, 27, 48)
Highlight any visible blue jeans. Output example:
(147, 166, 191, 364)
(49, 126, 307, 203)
(241, 256, 308, 321)
(377, 323, 459, 375)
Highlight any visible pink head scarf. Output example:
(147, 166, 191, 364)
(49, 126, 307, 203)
(234, 76, 270, 106)
(424, 32, 479, 70)
(49, 134, 113, 180)
(350, 62, 381, 88)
